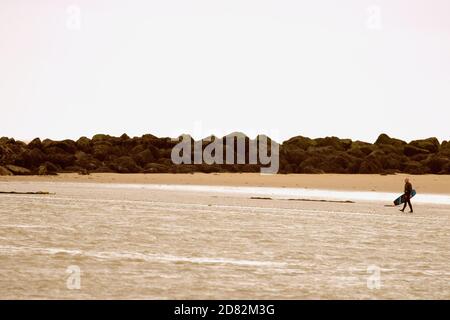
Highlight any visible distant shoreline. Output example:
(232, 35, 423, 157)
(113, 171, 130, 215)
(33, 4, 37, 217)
(1, 172, 450, 195)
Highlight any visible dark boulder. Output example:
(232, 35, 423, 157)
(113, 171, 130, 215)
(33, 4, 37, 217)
(321, 154, 351, 173)
(131, 144, 146, 154)
(0, 144, 9, 158)
(279, 159, 294, 174)
(42, 139, 77, 154)
(44, 147, 76, 167)
(92, 142, 114, 161)
(15, 148, 46, 168)
(349, 141, 376, 157)
(0, 137, 11, 144)
(27, 138, 42, 149)
(347, 157, 362, 173)
(38, 162, 58, 175)
(148, 144, 160, 160)
(0, 139, 27, 161)
(109, 156, 141, 173)
(74, 151, 101, 171)
(76, 137, 92, 153)
(382, 154, 403, 171)
(92, 134, 113, 142)
(0, 166, 13, 176)
(403, 160, 429, 174)
(132, 149, 155, 167)
(409, 137, 440, 154)
(404, 145, 430, 157)
(120, 133, 130, 141)
(141, 134, 159, 143)
(375, 134, 406, 147)
(120, 135, 139, 150)
(307, 146, 335, 155)
(439, 141, 450, 156)
(298, 156, 323, 172)
(347, 147, 366, 158)
(424, 155, 449, 174)
(440, 162, 450, 174)
(410, 153, 429, 162)
(378, 144, 403, 155)
(282, 148, 308, 165)
(5, 165, 31, 175)
(359, 159, 383, 174)
(282, 136, 315, 151)
(314, 136, 352, 151)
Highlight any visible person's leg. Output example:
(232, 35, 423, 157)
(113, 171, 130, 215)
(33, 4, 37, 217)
(408, 200, 413, 213)
(400, 195, 409, 212)
(400, 201, 407, 212)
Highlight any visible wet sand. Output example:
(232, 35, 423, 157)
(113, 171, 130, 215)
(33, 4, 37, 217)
(1, 173, 450, 195)
(0, 180, 449, 299)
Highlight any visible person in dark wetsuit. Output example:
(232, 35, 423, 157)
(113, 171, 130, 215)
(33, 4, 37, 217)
(400, 178, 413, 213)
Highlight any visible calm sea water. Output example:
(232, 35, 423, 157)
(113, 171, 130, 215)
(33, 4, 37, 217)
(1, 182, 449, 299)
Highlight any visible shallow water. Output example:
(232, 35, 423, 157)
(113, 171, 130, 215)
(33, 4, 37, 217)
(0, 182, 449, 299)
(14, 181, 450, 204)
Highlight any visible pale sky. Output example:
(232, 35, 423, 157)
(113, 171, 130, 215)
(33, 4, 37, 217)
(1, 0, 449, 143)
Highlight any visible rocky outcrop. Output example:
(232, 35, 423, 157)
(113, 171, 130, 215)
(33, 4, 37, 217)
(0, 133, 449, 175)
(282, 134, 449, 174)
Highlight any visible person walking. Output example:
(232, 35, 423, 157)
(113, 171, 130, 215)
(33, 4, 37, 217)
(400, 178, 413, 213)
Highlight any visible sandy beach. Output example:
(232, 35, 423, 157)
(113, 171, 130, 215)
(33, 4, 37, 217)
(2, 173, 450, 195)
(0, 176, 449, 299)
